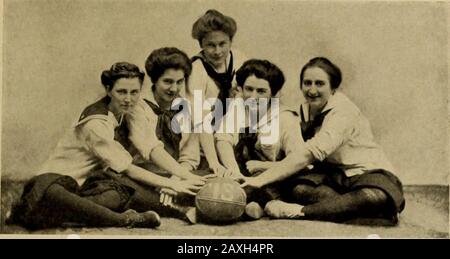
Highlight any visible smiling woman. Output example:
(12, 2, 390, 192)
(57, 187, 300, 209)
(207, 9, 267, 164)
(132, 47, 195, 161)
(215, 59, 303, 220)
(299, 58, 341, 117)
(125, 47, 213, 222)
(153, 69, 187, 109)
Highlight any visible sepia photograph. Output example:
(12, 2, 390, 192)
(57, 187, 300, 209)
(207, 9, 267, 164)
(0, 0, 448, 240)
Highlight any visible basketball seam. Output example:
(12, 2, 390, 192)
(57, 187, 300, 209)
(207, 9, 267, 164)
(196, 197, 246, 206)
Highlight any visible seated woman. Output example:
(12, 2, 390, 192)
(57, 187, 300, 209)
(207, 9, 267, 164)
(245, 57, 405, 224)
(9, 62, 203, 229)
(127, 47, 214, 217)
(215, 59, 304, 220)
(186, 9, 248, 177)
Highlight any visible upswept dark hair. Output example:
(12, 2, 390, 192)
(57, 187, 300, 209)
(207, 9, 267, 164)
(101, 62, 144, 90)
(236, 59, 285, 96)
(300, 57, 342, 90)
(145, 47, 192, 84)
(191, 9, 237, 45)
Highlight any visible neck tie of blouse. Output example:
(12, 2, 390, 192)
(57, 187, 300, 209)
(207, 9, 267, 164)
(234, 127, 265, 176)
(300, 105, 333, 141)
(145, 100, 182, 160)
(192, 52, 235, 129)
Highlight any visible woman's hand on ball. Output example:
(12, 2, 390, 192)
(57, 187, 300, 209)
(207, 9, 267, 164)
(210, 163, 233, 178)
(183, 174, 208, 186)
(170, 179, 204, 196)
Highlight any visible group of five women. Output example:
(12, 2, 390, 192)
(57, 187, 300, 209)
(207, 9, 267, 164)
(10, 9, 404, 229)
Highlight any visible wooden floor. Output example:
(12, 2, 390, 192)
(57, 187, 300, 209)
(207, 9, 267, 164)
(1, 180, 448, 238)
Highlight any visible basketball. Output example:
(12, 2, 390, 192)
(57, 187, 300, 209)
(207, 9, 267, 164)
(195, 177, 247, 223)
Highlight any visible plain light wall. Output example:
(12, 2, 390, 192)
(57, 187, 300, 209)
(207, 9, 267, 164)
(1, 0, 448, 185)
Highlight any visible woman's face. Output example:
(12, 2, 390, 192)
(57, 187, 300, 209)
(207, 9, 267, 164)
(154, 68, 185, 106)
(108, 77, 142, 116)
(242, 75, 272, 103)
(301, 67, 334, 113)
(201, 30, 232, 69)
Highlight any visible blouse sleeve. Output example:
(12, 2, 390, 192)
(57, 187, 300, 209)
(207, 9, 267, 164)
(305, 108, 357, 161)
(77, 119, 133, 173)
(214, 99, 241, 146)
(187, 62, 212, 131)
(177, 133, 201, 170)
(278, 112, 305, 156)
(126, 100, 164, 160)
